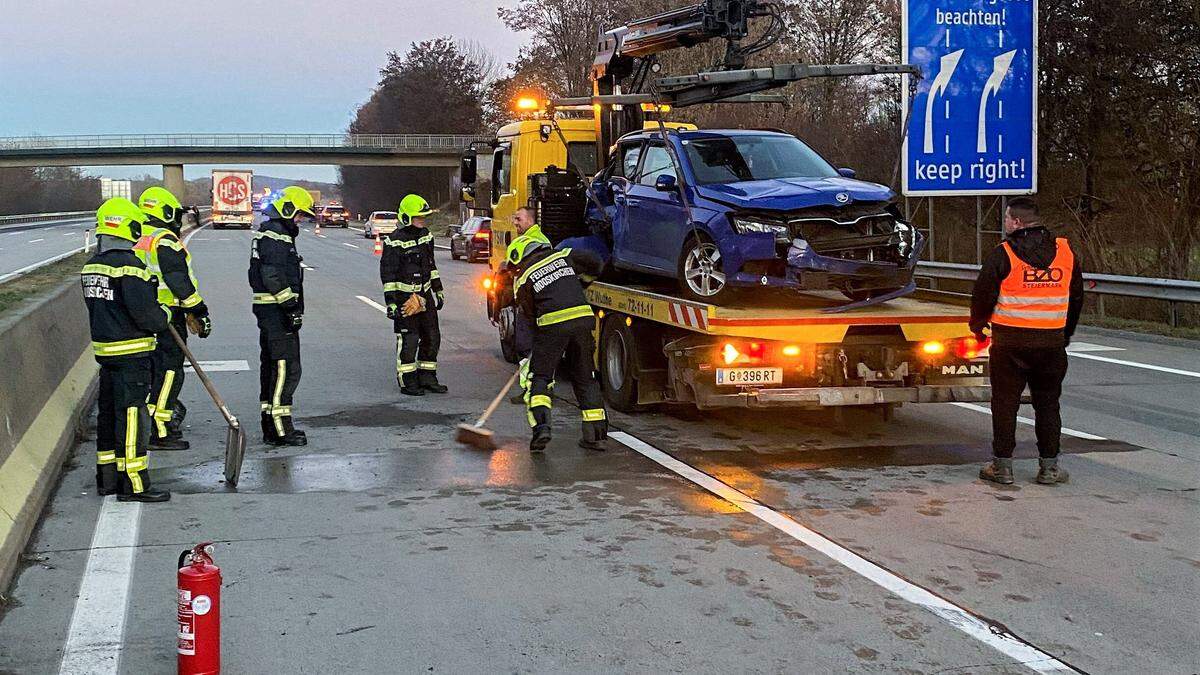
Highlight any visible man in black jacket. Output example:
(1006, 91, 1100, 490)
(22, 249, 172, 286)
(381, 194, 447, 396)
(509, 236, 607, 453)
(970, 197, 1083, 485)
(249, 186, 314, 446)
(135, 186, 211, 451)
(82, 198, 171, 502)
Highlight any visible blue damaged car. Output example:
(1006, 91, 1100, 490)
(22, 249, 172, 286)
(592, 129, 923, 305)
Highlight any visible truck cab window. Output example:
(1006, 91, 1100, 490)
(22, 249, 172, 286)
(491, 144, 512, 205)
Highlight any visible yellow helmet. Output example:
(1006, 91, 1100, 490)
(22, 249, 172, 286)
(506, 234, 550, 266)
(270, 186, 316, 219)
(398, 194, 433, 225)
(95, 197, 148, 242)
(138, 186, 183, 225)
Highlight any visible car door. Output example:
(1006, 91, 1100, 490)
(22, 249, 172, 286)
(625, 142, 685, 272)
(608, 141, 646, 270)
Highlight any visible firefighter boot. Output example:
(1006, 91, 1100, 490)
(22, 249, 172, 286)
(529, 425, 552, 454)
(266, 416, 308, 447)
(150, 433, 190, 451)
(260, 410, 274, 441)
(399, 370, 424, 396)
(1035, 457, 1069, 485)
(96, 462, 119, 496)
(578, 419, 609, 451)
(419, 370, 448, 394)
(169, 401, 187, 432)
(118, 489, 171, 503)
(979, 457, 1014, 485)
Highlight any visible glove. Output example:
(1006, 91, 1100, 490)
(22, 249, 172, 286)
(386, 303, 399, 320)
(187, 301, 210, 319)
(196, 314, 213, 339)
(401, 293, 426, 317)
(434, 291, 445, 311)
(285, 311, 303, 332)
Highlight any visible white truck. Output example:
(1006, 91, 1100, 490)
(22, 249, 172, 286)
(211, 169, 254, 229)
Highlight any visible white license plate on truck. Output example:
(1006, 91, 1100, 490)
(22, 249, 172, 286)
(715, 367, 783, 386)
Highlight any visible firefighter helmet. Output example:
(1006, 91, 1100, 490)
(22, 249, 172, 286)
(95, 197, 149, 242)
(398, 194, 433, 225)
(270, 186, 316, 219)
(138, 186, 183, 226)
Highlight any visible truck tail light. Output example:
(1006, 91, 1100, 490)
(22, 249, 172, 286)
(953, 335, 990, 359)
(920, 340, 946, 356)
(720, 342, 767, 365)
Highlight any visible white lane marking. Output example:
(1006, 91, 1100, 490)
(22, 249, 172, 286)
(63, 232, 79, 236)
(342, 242, 360, 249)
(59, 497, 142, 674)
(184, 359, 250, 372)
(434, 244, 450, 251)
(301, 263, 315, 270)
(950, 402, 1106, 440)
(0, 241, 94, 283)
(316, 234, 328, 239)
(357, 295, 387, 313)
(610, 431, 1080, 674)
(183, 222, 210, 245)
(349, 226, 364, 233)
(28, 238, 44, 243)
(1068, 352, 1200, 379)
(1066, 342, 1124, 353)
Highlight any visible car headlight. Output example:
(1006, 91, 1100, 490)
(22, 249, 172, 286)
(893, 222, 913, 258)
(732, 217, 790, 241)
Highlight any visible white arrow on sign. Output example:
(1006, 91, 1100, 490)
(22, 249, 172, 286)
(923, 49, 964, 154)
(977, 50, 1017, 152)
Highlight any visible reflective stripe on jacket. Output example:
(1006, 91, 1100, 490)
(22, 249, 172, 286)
(991, 238, 1074, 329)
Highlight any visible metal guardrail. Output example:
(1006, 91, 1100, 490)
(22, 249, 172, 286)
(916, 261, 1200, 326)
(0, 210, 93, 226)
(0, 134, 490, 152)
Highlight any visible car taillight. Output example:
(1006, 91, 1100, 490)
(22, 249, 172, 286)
(474, 231, 490, 240)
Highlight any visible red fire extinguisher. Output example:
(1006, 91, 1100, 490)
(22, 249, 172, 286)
(178, 542, 221, 675)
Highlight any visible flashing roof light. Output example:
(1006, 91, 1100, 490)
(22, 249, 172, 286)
(516, 97, 542, 111)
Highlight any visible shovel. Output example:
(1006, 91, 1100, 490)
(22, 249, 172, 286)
(455, 369, 520, 450)
(167, 324, 247, 487)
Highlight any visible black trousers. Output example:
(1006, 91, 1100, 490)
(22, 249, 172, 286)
(394, 304, 441, 388)
(96, 357, 153, 495)
(149, 311, 188, 438)
(989, 344, 1068, 459)
(527, 318, 606, 441)
(255, 306, 302, 438)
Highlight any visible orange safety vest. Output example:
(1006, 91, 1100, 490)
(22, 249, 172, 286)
(991, 237, 1074, 329)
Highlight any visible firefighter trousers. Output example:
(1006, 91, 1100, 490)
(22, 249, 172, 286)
(394, 305, 441, 388)
(95, 357, 154, 495)
(149, 311, 188, 438)
(527, 318, 606, 442)
(255, 306, 302, 439)
(989, 344, 1068, 459)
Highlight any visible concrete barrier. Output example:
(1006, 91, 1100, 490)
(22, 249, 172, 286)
(0, 279, 96, 594)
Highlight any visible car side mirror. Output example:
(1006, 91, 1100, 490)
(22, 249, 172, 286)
(460, 151, 477, 185)
(655, 174, 678, 192)
(837, 167, 857, 179)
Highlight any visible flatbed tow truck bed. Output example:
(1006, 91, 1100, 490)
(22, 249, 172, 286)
(582, 282, 991, 411)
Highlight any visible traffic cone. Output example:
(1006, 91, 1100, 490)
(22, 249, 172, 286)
(315, 221, 322, 235)
(373, 234, 383, 256)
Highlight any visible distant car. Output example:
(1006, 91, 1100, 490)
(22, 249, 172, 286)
(363, 211, 399, 238)
(449, 216, 492, 263)
(316, 205, 350, 227)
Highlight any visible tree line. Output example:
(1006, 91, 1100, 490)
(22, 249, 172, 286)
(344, 0, 1198, 289)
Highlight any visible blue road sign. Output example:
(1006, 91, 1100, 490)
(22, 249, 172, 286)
(902, 0, 1037, 196)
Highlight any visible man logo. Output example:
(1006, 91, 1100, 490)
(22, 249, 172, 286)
(835, 192, 851, 204)
(1023, 267, 1064, 283)
(942, 364, 985, 376)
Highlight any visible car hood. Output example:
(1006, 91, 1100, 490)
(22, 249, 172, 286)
(695, 177, 893, 211)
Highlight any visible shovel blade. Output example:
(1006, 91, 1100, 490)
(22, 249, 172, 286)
(224, 423, 247, 487)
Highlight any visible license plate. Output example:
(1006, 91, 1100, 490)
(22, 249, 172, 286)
(715, 367, 783, 386)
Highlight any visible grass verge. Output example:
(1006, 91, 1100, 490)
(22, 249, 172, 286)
(0, 251, 90, 319)
(1080, 314, 1200, 342)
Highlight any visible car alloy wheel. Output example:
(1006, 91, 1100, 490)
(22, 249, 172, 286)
(683, 240, 726, 298)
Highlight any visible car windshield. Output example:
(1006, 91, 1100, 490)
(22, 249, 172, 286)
(682, 135, 838, 185)
(461, 218, 479, 234)
(374, 212, 397, 220)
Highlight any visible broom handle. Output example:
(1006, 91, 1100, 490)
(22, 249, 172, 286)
(167, 324, 239, 428)
(475, 369, 520, 428)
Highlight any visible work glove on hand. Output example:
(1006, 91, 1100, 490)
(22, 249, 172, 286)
(434, 291, 445, 311)
(386, 303, 399, 320)
(285, 311, 303, 333)
(184, 313, 214, 338)
(401, 293, 426, 317)
(187, 301, 210, 319)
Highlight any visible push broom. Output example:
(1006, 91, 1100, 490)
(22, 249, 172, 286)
(169, 322, 247, 487)
(455, 369, 520, 450)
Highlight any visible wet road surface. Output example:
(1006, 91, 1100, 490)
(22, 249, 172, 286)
(1, 222, 1197, 673)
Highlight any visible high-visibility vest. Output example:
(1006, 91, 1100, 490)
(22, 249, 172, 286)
(991, 237, 1074, 329)
(134, 227, 202, 308)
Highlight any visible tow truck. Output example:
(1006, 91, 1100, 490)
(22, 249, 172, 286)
(462, 0, 994, 415)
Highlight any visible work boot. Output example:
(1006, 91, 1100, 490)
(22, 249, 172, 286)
(117, 490, 171, 503)
(170, 402, 187, 429)
(96, 466, 119, 496)
(578, 420, 609, 451)
(979, 457, 1014, 485)
(1036, 457, 1069, 485)
(266, 429, 308, 447)
(529, 426, 552, 454)
(400, 385, 425, 396)
(150, 435, 190, 451)
(422, 381, 449, 394)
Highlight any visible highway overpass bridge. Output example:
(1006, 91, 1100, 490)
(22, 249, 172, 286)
(0, 133, 487, 195)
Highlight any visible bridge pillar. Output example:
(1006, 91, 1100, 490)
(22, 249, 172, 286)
(162, 164, 185, 200)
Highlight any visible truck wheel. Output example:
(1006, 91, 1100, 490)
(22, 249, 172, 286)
(498, 307, 520, 364)
(599, 315, 641, 412)
(678, 235, 732, 304)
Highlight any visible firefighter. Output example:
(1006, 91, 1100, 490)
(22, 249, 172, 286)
(971, 197, 1083, 485)
(82, 198, 171, 502)
(249, 186, 314, 446)
(135, 186, 211, 451)
(508, 236, 607, 453)
(381, 194, 447, 396)
(497, 207, 550, 403)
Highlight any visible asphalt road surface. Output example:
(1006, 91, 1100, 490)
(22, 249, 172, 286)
(1, 222, 1197, 673)
(0, 217, 95, 280)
